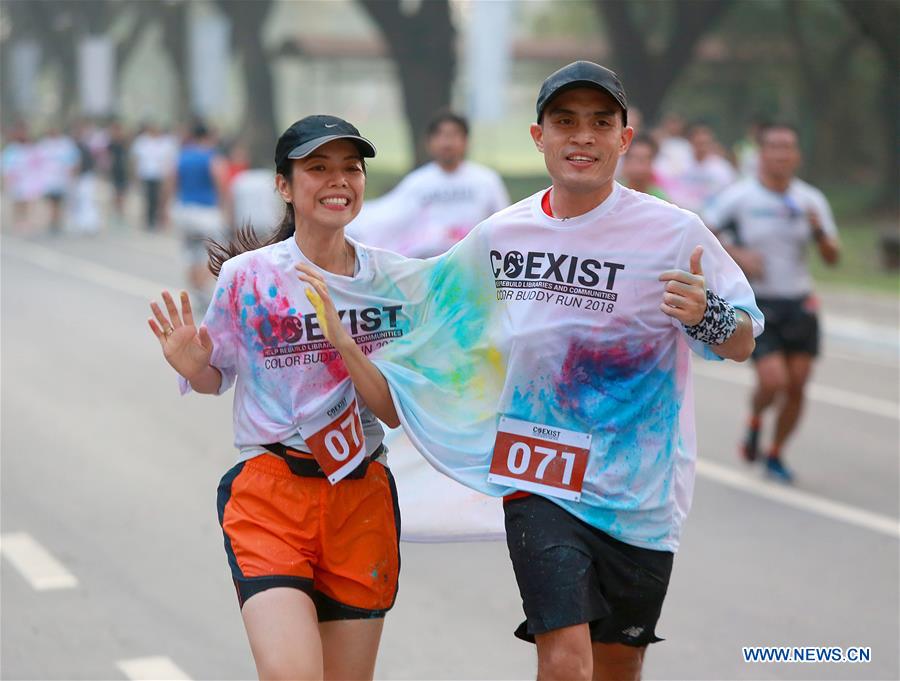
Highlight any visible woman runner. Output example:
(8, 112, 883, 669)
(147, 115, 410, 680)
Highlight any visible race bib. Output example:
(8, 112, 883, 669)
(298, 386, 367, 484)
(488, 416, 591, 501)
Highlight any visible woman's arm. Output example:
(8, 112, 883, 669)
(297, 265, 401, 429)
(148, 290, 222, 394)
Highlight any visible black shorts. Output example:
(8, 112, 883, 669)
(753, 296, 820, 360)
(504, 495, 674, 647)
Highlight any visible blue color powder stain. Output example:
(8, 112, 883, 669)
(268, 284, 278, 298)
(507, 338, 680, 542)
(243, 293, 256, 306)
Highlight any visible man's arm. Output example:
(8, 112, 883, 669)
(659, 245, 756, 363)
(709, 309, 755, 361)
(809, 210, 840, 265)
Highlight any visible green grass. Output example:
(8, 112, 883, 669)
(809, 219, 899, 296)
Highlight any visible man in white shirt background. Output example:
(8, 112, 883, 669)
(704, 122, 840, 483)
(348, 110, 510, 257)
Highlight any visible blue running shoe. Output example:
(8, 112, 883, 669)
(765, 457, 794, 484)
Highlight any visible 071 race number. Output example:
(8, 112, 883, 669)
(488, 417, 591, 501)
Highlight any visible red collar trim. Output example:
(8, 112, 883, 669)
(541, 189, 554, 217)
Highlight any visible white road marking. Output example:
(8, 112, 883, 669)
(697, 459, 900, 539)
(117, 656, 191, 680)
(692, 362, 899, 420)
(824, 313, 899, 341)
(3, 236, 174, 299)
(0, 532, 78, 590)
(824, 348, 899, 369)
(112, 233, 181, 258)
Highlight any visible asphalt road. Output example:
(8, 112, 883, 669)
(2, 228, 897, 680)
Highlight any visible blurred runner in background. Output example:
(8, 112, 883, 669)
(348, 110, 509, 257)
(37, 126, 79, 235)
(70, 121, 102, 235)
(664, 121, 737, 214)
(169, 120, 227, 312)
(704, 122, 840, 483)
(132, 122, 175, 232)
(1, 122, 43, 233)
(734, 115, 768, 178)
(228, 163, 282, 239)
(621, 134, 670, 201)
(106, 119, 131, 228)
(652, 112, 693, 182)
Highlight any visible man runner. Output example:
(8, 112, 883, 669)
(370, 61, 764, 681)
(704, 122, 840, 482)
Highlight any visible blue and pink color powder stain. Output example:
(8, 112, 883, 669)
(216, 259, 350, 387)
(507, 337, 683, 540)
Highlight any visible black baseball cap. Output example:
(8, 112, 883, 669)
(274, 115, 376, 168)
(536, 61, 628, 125)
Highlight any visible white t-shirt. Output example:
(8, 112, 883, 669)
(348, 160, 510, 257)
(373, 183, 763, 551)
(131, 134, 177, 180)
(230, 168, 283, 232)
(182, 236, 424, 464)
(663, 153, 737, 213)
(703, 177, 838, 299)
(654, 136, 693, 179)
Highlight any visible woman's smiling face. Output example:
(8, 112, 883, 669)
(277, 139, 366, 231)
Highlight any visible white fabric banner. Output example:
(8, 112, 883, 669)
(386, 429, 505, 543)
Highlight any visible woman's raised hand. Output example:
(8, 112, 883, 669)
(296, 264, 354, 351)
(148, 290, 214, 380)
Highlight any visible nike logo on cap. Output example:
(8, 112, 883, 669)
(324, 123, 339, 128)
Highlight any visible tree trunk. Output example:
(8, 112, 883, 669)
(593, 0, 733, 124)
(216, 0, 276, 167)
(116, 3, 154, 98)
(19, 0, 80, 123)
(160, 1, 191, 122)
(358, 0, 456, 167)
